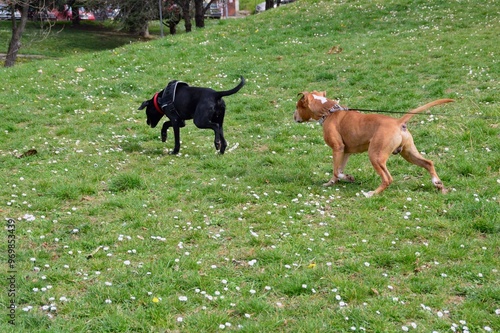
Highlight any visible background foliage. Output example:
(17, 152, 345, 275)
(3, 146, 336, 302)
(1, 0, 499, 332)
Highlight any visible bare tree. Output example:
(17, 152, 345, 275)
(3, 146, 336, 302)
(193, 0, 204, 28)
(177, 0, 191, 32)
(4, 1, 33, 67)
(194, 0, 211, 28)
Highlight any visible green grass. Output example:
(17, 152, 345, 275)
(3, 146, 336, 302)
(1, 1, 499, 332)
(0, 21, 146, 61)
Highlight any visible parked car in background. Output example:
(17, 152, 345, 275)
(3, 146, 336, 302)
(0, 4, 21, 20)
(204, 2, 222, 19)
(32, 9, 57, 21)
(106, 8, 120, 20)
(79, 7, 95, 20)
(52, 5, 71, 21)
(255, 0, 295, 13)
(0, 9, 9, 20)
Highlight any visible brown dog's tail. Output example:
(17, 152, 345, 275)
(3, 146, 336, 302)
(399, 99, 454, 124)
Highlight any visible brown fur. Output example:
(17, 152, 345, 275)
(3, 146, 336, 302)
(294, 91, 454, 197)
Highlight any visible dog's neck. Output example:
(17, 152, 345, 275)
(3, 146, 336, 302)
(317, 100, 348, 125)
(153, 92, 164, 115)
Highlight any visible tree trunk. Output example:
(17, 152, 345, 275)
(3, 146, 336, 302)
(72, 6, 81, 25)
(141, 25, 150, 38)
(265, 0, 274, 11)
(169, 22, 177, 35)
(4, 3, 29, 67)
(194, 0, 204, 28)
(180, 0, 192, 32)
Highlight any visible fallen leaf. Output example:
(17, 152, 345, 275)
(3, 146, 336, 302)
(328, 45, 343, 54)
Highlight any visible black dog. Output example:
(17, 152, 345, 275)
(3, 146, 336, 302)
(139, 76, 245, 154)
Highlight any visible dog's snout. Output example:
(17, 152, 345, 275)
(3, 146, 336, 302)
(294, 110, 303, 123)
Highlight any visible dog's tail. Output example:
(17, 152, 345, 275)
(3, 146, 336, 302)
(216, 76, 246, 98)
(399, 99, 454, 124)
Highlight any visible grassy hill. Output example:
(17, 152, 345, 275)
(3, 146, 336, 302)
(1, 1, 499, 332)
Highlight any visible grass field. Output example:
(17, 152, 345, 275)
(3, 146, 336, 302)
(1, 0, 499, 332)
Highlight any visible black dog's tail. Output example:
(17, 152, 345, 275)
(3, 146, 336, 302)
(216, 76, 245, 98)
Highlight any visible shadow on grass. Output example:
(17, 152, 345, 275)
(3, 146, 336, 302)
(0, 20, 146, 60)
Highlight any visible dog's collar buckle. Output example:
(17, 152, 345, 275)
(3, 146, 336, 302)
(329, 104, 347, 112)
(319, 104, 347, 125)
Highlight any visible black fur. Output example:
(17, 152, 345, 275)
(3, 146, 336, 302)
(139, 76, 245, 154)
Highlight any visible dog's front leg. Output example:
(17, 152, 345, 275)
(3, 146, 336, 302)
(169, 120, 186, 155)
(324, 151, 354, 186)
(171, 125, 181, 154)
(161, 121, 172, 142)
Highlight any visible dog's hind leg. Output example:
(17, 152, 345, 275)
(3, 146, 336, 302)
(207, 123, 226, 154)
(217, 125, 228, 154)
(194, 107, 227, 154)
(400, 134, 447, 194)
(365, 153, 393, 197)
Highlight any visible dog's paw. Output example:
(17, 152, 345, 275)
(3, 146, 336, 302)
(432, 178, 447, 194)
(214, 140, 222, 151)
(337, 173, 355, 183)
(344, 174, 355, 182)
(362, 191, 375, 198)
(323, 180, 336, 187)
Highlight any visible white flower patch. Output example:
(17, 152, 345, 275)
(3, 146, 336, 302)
(23, 214, 36, 221)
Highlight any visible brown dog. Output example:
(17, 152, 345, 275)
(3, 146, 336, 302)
(294, 91, 454, 197)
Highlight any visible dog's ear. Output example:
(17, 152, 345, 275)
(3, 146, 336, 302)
(298, 91, 311, 101)
(305, 92, 331, 116)
(320, 91, 327, 97)
(138, 101, 149, 110)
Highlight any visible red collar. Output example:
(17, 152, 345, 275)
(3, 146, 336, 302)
(153, 93, 164, 115)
